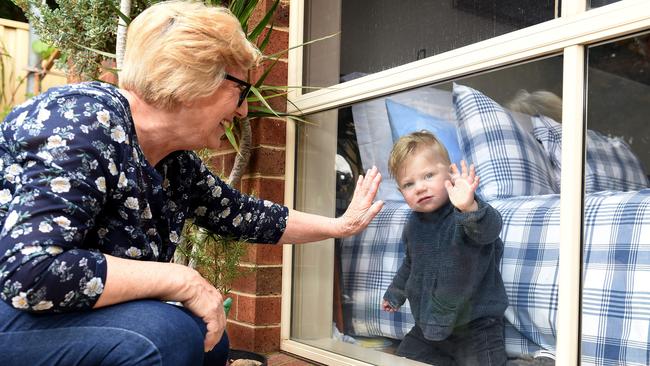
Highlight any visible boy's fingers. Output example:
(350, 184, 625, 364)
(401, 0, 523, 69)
(449, 163, 459, 175)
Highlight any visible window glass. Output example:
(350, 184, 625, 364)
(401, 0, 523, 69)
(589, 0, 621, 8)
(581, 32, 650, 365)
(292, 56, 563, 365)
(302, 0, 558, 90)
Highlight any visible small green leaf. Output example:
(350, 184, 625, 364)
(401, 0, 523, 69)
(264, 32, 340, 60)
(224, 123, 240, 153)
(250, 86, 280, 118)
(108, 2, 132, 25)
(73, 42, 116, 59)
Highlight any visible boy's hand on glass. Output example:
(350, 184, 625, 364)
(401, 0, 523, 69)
(445, 160, 479, 212)
(382, 299, 399, 312)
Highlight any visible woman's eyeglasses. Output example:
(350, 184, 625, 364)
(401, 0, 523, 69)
(225, 74, 252, 107)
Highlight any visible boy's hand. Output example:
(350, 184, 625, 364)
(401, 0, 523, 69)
(382, 299, 399, 312)
(445, 160, 479, 212)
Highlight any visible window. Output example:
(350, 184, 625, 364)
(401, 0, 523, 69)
(285, 1, 650, 365)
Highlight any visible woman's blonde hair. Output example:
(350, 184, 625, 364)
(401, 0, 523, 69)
(119, 1, 261, 110)
(388, 131, 451, 179)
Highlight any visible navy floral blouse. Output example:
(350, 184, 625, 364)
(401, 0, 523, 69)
(0, 82, 288, 313)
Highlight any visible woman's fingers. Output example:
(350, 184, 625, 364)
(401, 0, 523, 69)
(180, 270, 227, 352)
(203, 314, 226, 352)
(351, 166, 379, 203)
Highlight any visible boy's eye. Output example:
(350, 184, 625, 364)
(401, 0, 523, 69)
(424, 172, 434, 180)
(402, 182, 413, 189)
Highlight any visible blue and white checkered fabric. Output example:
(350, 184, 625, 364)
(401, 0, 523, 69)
(532, 115, 648, 193)
(340, 201, 414, 340)
(453, 84, 558, 200)
(340, 190, 650, 365)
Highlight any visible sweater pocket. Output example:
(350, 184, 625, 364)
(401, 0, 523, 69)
(425, 291, 459, 327)
(431, 292, 457, 313)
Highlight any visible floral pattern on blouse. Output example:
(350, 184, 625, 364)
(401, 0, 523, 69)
(0, 82, 288, 313)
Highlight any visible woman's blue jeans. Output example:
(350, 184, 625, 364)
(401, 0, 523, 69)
(0, 299, 229, 366)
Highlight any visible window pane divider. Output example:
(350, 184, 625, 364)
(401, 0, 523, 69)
(557, 44, 586, 366)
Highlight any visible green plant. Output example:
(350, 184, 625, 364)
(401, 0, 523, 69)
(176, 192, 251, 296)
(13, 0, 153, 80)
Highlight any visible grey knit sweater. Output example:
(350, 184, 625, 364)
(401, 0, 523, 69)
(383, 198, 508, 341)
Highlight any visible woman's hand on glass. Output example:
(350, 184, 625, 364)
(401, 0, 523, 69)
(337, 166, 383, 237)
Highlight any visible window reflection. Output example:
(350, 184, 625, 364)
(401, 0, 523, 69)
(586, 33, 650, 186)
(589, 0, 621, 9)
(303, 0, 558, 90)
(293, 56, 565, 364)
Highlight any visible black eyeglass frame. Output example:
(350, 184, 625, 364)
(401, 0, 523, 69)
(225, 74, 252, 107)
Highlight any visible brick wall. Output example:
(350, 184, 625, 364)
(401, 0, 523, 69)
(216, 0, 291, 353)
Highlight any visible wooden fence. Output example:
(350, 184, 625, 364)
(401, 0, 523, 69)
(1, 17, 67, 108)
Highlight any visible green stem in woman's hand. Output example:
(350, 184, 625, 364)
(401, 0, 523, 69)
(223, 297, 233, 316)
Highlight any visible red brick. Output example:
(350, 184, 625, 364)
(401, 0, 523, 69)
(241, 177, 284, 202)
(235, 294, 281, 325)
(231, 265, 282, 295)
(267, 352, 324, 366)
(242, 243, 283, 265)
(259, 27, 289, 59)
(251, 117, 286, 147)
(260, 59, 288, 87)
(226, 322, 281, 353)
(260, 90, 289, 114)
(248, 147, 285, 176)
(250, 0, 290, 30)
(275, 1, 290, 28)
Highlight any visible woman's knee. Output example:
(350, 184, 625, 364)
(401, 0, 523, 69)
(108, 300, 206, 365)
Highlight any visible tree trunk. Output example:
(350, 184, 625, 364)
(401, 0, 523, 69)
(116, 0, 131, 70)
(227, 118, 252, 186)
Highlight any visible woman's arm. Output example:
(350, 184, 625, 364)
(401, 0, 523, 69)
(277, 167, 383, 244)
(96, 255, 225, 352)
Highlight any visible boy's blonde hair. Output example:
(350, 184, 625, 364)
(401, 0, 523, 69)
(119, 1, 261, 111)
(388, 131, 451, 179)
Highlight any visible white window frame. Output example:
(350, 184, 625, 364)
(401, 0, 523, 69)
(281, 1, 650, 364)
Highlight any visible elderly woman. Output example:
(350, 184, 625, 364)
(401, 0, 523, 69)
(0, 2, 383, 365)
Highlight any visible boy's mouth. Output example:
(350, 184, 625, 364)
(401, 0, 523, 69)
(417, 196, 433, 203)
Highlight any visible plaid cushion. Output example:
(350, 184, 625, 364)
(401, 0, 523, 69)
(340, 201, 414, 340)
(340, 190, 650, 365)
(453, 84, 557, 200)
(532, 115, 648, 193)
